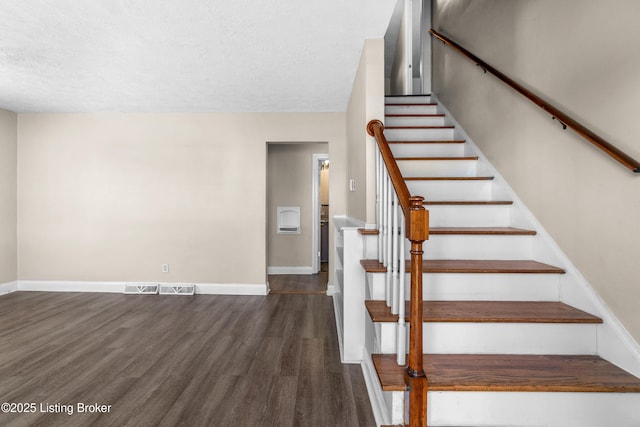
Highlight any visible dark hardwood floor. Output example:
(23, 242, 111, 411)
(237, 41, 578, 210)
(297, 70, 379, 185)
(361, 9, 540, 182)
(0, 291, 374, 426)
(268, 264, 328, 294)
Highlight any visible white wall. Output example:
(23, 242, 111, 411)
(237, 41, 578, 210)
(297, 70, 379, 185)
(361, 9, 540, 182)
(0, 109, 17, 284)
(346, 39, 386, 224)
(17, 113, 345, 287)
(267, 142, 328, 270)
(390, 1, 410, 95)
(432, 0, 640, 340)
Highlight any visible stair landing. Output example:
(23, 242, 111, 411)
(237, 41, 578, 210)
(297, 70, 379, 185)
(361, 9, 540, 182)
(373, 353, 640, 392)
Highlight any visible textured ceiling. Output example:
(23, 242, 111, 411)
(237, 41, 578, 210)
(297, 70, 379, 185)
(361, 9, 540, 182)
(0, 0, 396, 112)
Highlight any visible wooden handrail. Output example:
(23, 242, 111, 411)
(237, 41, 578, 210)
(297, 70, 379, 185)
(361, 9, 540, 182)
(367, 120, 413, 215)
(368, 119, 430, 427)
(430, 29, 640, 174)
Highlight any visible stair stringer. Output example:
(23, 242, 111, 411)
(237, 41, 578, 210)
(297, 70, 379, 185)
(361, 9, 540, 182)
(361, 350, 397, 426)
(431, 94, 640, 377)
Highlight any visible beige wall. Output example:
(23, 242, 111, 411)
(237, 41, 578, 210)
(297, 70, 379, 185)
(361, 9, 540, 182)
(432, 0, 640, 339)
(17, 113, 345, 286)
(346, 38, 386, 224)
(267, 142, 328, 268)
(0, 109, 17, 284)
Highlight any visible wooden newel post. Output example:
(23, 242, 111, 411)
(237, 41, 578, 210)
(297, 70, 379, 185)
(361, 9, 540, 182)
(405, 196, 429, 427)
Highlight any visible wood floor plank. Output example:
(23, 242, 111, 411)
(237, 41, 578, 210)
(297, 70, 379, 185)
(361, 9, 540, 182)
(0, 292, 375, 427)
(373, 353, 640, 392)
(365, 300, 602, 324)
(268, 270, 328, 294)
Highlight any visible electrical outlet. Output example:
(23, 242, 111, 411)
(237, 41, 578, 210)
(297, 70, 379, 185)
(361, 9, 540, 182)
(162, 263, 169, 273)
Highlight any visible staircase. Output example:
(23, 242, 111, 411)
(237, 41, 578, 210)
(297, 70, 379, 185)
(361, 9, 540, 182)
(361, 95, 640, 426)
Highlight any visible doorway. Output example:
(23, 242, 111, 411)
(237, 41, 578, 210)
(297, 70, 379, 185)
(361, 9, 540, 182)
(266, 143, 329, 294)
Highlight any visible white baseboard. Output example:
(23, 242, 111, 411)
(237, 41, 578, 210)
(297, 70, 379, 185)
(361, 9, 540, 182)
(18, 280, 124, 293)
(267, 266, 314, 275)
(332, 292, 345, 361)
(15, 280, 268, 296)
(0, 281, 18, 295)
(361, 350, 392, 426)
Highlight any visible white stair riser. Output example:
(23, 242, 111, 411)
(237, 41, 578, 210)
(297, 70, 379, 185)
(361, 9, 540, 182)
(375, 322, 597, 355)
(362, 234, 378, 259)
(374, 234, 536, 260)
(397, 159, 477, 177)
(406, 180, 493, 201)
(384, 128, 455, 141)
(367, 272, 560, 301)
(421, 234, 535, 260)
(427, 204, 512, 227)
(385, 105, 438, 115)
(385, 116, 446, 127)
(389, 143, 466, 158)
(385, 96, 432, 104)
(428, 391, 640, 427)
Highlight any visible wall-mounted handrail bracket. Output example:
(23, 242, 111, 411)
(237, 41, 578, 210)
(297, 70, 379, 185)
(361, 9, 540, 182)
(552, 116, 568, 130)
(430, 28, 640, 174)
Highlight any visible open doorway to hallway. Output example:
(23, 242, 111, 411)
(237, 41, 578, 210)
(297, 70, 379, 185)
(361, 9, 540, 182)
(266, 143, 329, 294)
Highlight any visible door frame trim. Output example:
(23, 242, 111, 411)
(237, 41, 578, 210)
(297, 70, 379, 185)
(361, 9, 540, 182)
(312, 153, 329, 273)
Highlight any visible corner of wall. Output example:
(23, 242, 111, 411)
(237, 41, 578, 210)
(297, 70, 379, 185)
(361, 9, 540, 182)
(0, 109, 17, 285)
(346, 38, 386, 226)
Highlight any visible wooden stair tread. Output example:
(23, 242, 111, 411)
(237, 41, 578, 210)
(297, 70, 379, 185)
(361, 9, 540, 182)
(387, 140, 465, 144)
(361, 259, 565, 274)
(357, 228, 379, 235)
(418, 259, 565, 274)
(424, 200, 513, 205)
(404, 176, 494, 181)
(386, 125, 455, 130)
(395, 156, 479, 161)
(385, 103, 437, 107)
(431, 227, 536, 235)
(360, 259, 388, 272)
(365, 300, 602, 324)
(385, 114, 445, 117)
(372, 353, 640, 392)
(358, 227, 536, 236)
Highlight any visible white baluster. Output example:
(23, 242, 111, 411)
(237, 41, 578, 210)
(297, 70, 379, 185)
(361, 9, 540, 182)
(391, 192, 399, 315)
(377, 151, 383, 263)
(381, 164, 388, 270)
(385, 175, 393, 307)
(397, 210, 407, 366)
